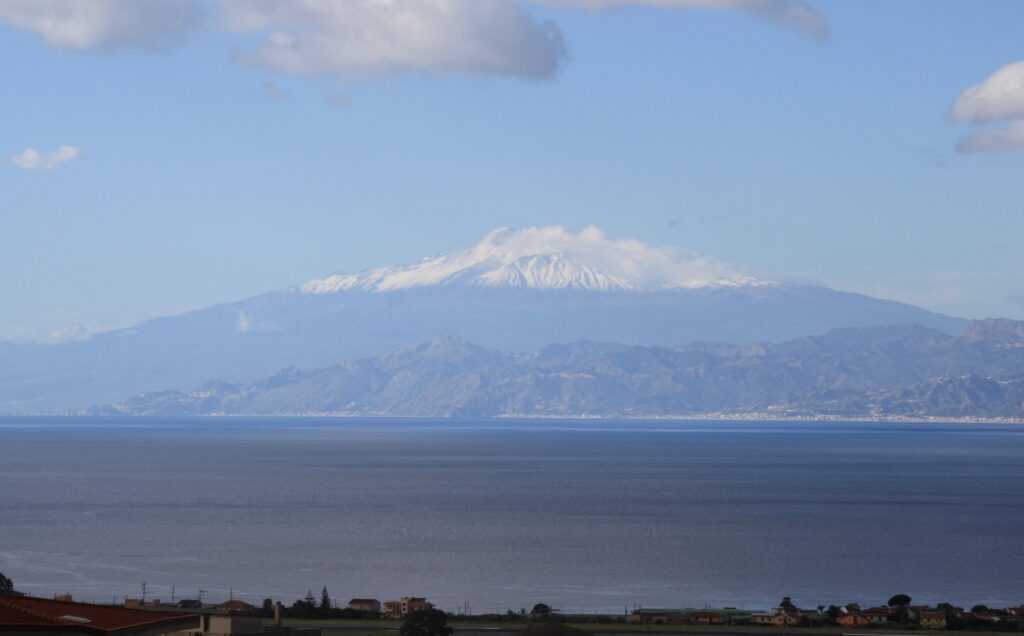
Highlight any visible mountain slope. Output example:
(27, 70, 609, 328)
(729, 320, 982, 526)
(89, 320, 1024, 419)
(0, 226, 964, 414)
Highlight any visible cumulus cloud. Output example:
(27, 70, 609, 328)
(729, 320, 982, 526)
(10, 145, 82, 171)
(0, 0, 203, 50)
(952, 61, 1024, 153)
(218, 0, 567, 79)
(952, 61, 1024, 123)
(535, 0, 827, 39)
(0, 0, 827, 80)
(956, 121, 1024, 155)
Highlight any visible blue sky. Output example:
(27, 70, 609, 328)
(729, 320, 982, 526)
(2, 0, 1024, 341)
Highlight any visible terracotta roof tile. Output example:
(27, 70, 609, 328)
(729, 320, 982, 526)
(0, 594, 199, 633)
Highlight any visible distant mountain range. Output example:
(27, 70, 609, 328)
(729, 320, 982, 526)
(88, 319, 1024, 420)
(0, 226, 966, 414)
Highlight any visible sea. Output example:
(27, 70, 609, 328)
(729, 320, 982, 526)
(1, 417, 1022, 613)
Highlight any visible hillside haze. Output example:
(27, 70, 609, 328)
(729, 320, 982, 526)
(0, 226, 963, 414)
(91, 319, 1024, 420)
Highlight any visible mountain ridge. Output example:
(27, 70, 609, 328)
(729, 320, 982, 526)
(0, 226, 966, 414)
(86, 319, 1024, 420)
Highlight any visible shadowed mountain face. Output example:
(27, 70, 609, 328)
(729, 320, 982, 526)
(0, 227, 964, 414)
(90, 320, 1024, 420)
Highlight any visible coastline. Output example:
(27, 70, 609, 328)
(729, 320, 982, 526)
(12, 411, 1024, 425)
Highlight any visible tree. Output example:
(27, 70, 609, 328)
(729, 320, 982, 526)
(888, 594, 912, 607)
(971, 605, 989, 614)
(531, 603, 551, 616)
(320, 587, 332, 611)
(288, 592, 319, 620)
(937, 603, 964, 630)
(780, 597, 795, 609)
(400, 609, 454, 636)
(0, 572, 12, 594)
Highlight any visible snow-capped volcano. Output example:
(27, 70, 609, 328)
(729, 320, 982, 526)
(300, 225, 763, 294)
(1, 225, 965, 414)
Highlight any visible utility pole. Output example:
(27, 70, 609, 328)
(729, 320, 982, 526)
(142, 582, 147, 603)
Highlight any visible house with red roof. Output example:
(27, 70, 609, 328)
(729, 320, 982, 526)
(346, 599, 380, 613)
(919, 610, 948, 629)
(0, 592, 199, 635)
(836, 613, 871, 627)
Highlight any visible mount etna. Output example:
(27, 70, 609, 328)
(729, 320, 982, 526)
(1, 226, 971, 415)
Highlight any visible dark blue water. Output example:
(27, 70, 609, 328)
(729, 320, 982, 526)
(1, 418, 1022, 612)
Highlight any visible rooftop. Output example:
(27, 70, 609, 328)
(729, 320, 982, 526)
(0, 593, 198, 634)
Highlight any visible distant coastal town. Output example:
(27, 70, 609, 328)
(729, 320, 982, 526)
(3, 571, 1024, 636)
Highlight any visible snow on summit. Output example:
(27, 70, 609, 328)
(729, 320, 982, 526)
(300, 225, 763, 294)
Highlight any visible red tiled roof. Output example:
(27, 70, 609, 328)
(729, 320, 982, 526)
(0, 603, 64, 626)
(0, 594, 198, 633)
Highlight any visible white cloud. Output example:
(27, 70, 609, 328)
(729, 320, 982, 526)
(534, 0, 828, 39)
(218, 0, 567, 79)
(10, 145, 82, 171)
(956, 120, 1024, 154)
(216, 0, 825, 80)
(0, 0, 827, 81)
(952, 61, 1024, 123)
(0, 0, 203, 50)
(952, 61, 1024, 153)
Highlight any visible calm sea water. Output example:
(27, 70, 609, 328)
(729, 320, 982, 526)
(1, 418, 1022, 612)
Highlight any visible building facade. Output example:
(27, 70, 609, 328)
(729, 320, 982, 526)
(382, 597, 434, 619)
